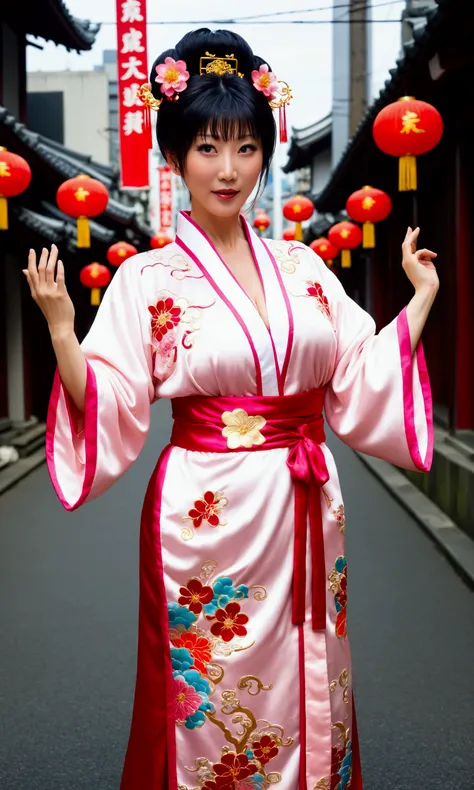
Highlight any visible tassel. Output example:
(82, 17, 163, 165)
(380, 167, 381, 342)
(279, 104, 288, 144)
(341, 249, 352, 268)
(399, 155, 417, 191)
(363, 221, 375, 248)
(0, 196, 8, 230)
(144, 105, 153, 149)
(294, 221, 303, 241)
(91, 287, 101, 306)
(77, 216, 91, 248)
(327, 258, 333, 267)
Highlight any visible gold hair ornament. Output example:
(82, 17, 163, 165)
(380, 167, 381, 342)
(199, 52, 244, 78)
(136, 83, 163, 111)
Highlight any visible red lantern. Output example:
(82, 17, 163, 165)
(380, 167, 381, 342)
(253, 211, 270, 233)
(283, 226, 296, 241)
(283, 195, 314, 241)
(80, 262, 111, 306)
(373, 97, 443, 191)
(0, 147, 32, 230)
(151, 231, 173, 249)
(310, 237, 340, 267)
(107, 241, 138, 267)
(328, 221, 363, 269)
(346, 186, 392, 248)
(57, 174, 109, 248)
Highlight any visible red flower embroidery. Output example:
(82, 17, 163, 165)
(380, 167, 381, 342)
(330, 744, 346, 789)
(188, 490, 222, 529)
(171, 631, 212, 675)
(203, 780, 234, 790)
(307, 281, 331, 320)
(178, 578, 214, 614)
(251, 734, 279, 765)
(213, 753, 256, 783)
(148, 297, 182, 342)
(211, 601, 249, 643)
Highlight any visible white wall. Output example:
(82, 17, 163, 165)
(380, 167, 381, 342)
(311, 148, 332, 194)
(27, 70, 110, 164)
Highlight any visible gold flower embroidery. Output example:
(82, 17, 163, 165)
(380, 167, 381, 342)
(221, 409, 266, 449)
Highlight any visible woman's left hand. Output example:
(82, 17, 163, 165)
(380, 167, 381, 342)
(402, 226, 439, 292)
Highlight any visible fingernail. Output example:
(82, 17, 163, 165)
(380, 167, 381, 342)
(29, 248, 34, 254)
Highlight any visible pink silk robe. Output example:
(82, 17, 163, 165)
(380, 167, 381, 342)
(46, 210, 433, 790)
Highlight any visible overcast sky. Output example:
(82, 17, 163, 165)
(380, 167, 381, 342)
(26, 0, 406, 130)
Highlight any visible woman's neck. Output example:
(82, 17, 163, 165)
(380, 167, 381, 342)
(189, 203, 246, 251)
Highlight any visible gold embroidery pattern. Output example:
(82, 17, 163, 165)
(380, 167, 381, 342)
(329, 668, 350, 705)
(268, 240, 304, 274)
(314, 722, 352, 790)
(333, 504, 346, 534)
(141, 251, 205, 280)
(149, 289, 215, 353)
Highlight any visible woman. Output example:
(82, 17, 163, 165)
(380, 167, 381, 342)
(23, 28, 438, 790)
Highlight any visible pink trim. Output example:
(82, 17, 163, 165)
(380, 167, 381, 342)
(242, 219, 284, 394)
(397, 307, 434, 472)
(298, 625, 307, 789)
(262, 239, 295, 391)
(45, 362, 98, 511)
(175, 234, 263, 395)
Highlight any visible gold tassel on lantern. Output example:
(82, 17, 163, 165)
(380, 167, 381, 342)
(294, 222, 303, 241)
(0, 196, 8, 230)
(363, 221, 375, 248)
(399, 155, 417, 191)
(77, 215, 91, 248)
(327, 259, 333, 267)
(91, 287, 101, 306)
(341, 249, 352, 268)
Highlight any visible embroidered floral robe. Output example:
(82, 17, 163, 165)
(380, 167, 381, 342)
(46, 210, 433, 790)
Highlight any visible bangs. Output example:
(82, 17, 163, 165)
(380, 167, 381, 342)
(195, 99, 260, 143)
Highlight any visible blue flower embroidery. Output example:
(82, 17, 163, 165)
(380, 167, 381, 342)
(203, 576, 249, 616)
(168, 601, 197, 631)
(336, 739, 352, 790)
(170, 646, 194, 673)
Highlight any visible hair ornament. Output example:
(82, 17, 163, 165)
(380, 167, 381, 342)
(137, 53, 293, 145)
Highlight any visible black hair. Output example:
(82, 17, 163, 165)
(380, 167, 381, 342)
(150, 29, 276, 196)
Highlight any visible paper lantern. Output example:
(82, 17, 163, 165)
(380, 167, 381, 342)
(282, 226, 296, 241)
(151, 231, 173, 249)
(253, 211, 271, 233)
(0, 147, 32, 230)
(346, 186, 392, 248)
(80, 262, 111, 306)
(373, 97, 443, 191)
(310, 237, 340, 267)
(107, 241, 138, 267)
(328, 221, 362, 269)
(283, 195, 314, 241)
(57, 174, 109, 247)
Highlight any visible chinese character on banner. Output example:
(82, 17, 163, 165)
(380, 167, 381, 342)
(159, 166, 173, 228)
(116, 0, 149, 188)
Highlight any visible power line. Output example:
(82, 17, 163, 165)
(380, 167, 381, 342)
(98, 1, 404, 25)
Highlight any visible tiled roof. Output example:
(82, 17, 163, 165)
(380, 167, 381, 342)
(4, 0, 100, 51)
(283, 114, 332, 174)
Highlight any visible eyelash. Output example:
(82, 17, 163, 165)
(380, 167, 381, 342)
(197, 144, 257, 154)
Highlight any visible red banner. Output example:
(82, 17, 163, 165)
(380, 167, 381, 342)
(116, 0, 149, 189)
(159, 166, 173, 228)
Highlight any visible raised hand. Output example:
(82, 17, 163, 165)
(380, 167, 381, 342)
(401, 226, 439, 293)
(23, 245, 75, 336)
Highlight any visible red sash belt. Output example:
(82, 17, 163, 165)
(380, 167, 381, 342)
(170, 389, 330, 631)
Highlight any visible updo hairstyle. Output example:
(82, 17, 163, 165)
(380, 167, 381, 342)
(150, 29, 277, 194)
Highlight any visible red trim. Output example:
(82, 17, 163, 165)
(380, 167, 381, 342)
(175, 235, 263, 395)
(396, 308, 434, 472)
(45, 362, 98, 511)
(120, 444, 177, 789)
(350, 691, 363, 789)
(298, 625, 307, 789)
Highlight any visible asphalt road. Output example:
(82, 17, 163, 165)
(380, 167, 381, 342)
(0, 399, 472, 789)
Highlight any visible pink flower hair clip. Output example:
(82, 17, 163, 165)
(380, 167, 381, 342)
(251, 64, 293, 143)
(155, 57, 190, 100)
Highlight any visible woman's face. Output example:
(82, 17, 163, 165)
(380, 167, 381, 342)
(177, 128, 264, 218)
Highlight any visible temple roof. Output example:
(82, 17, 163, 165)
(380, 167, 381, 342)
(3, 0, 100, 52)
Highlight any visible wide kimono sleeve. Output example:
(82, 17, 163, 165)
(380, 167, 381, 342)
(310, 249, 434, 472)
(46, 256, 157, 511)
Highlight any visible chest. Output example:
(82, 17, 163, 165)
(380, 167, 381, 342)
(217, 244, 270, 330)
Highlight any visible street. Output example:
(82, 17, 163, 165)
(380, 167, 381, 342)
(1, 399, 472, 790)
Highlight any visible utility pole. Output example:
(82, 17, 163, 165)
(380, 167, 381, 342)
(349, 0, 369, 136)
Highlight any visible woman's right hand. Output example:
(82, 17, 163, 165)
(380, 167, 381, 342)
(23, 245, 75, 336)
